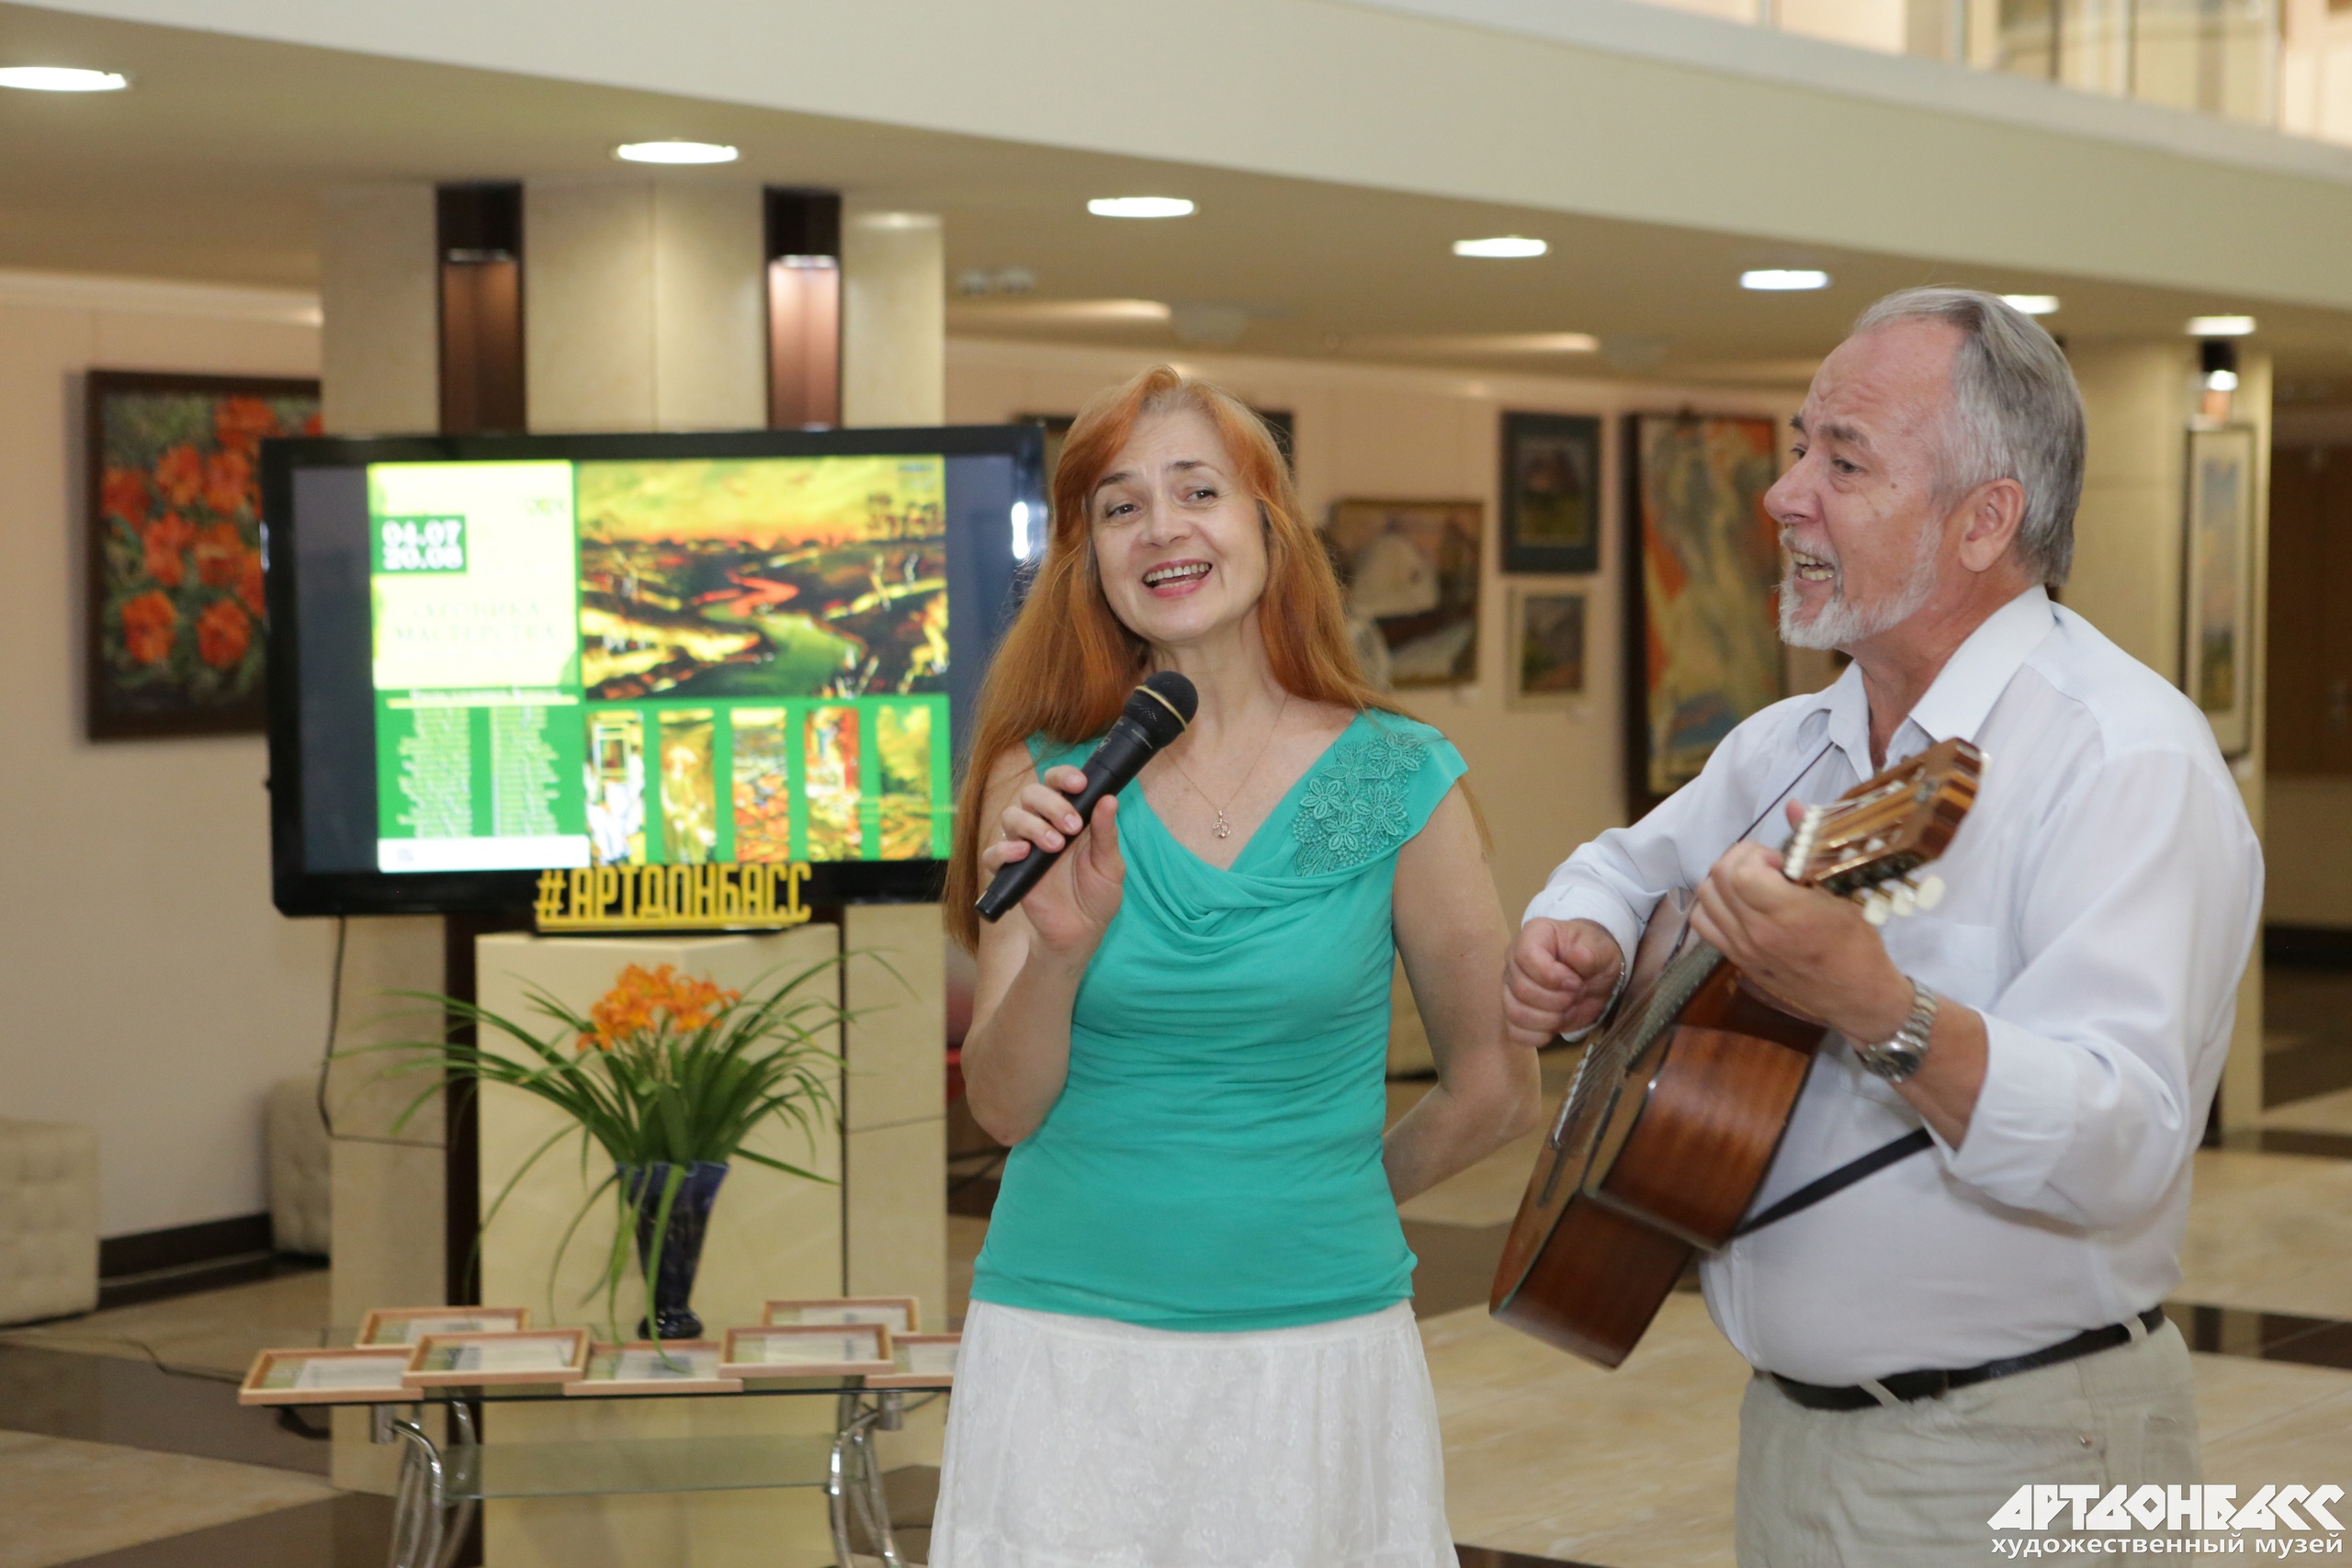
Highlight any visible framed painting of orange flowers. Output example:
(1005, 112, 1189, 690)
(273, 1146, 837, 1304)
(85, 370, 320, 739)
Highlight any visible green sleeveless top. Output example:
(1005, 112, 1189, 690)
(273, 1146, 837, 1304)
(969, 710, 1468, 1332)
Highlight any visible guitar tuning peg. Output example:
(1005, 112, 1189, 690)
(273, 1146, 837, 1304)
(1860, 890, 1892, 926)
(1912, 874, 1945, 911)
(1888, 883, 1917, 919)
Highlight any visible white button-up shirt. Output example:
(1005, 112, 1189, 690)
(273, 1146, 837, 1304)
(1524, 587, 2262, 1385)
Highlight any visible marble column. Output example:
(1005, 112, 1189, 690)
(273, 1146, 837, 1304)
(842, 210, 945, 427)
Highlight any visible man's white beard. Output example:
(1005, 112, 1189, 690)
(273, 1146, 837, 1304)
(1779, 521, 1942, 651)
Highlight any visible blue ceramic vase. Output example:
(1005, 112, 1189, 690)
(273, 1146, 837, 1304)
(617, 1160, 729, 1340)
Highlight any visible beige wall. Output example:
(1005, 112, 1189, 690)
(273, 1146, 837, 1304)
(945, 335, 1802, 921)
(0, 269, 331, 1236)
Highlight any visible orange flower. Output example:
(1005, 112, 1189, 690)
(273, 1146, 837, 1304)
(578, 963, 740, 1052)
(202, 449, 252, 518)
(101, 467, 148, 526)
(153, 444, 204, 508)
(141, 512, 195, 588)
(196, 598, 252, 669)
(238, 552, 266, 618)
(213, 395, 277, 457)
(193, 522, 245, 588)
(121, 592, 176, 664)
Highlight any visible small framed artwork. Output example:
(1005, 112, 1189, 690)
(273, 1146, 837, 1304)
(1623, 413, 1787, 816)
(1500, 412, 1603, 574)
(1507, 589, 1587, 710)
(762, 1296, 920, 1334)
(566, 1341, 742, 1396)
(867, 1332, 963, 1389)
(1322, 500, 1483, 689)
(85, 369, 321, 739)
(719, 1323, 896, 1380)
(2183, 425, 2259, 758)
(405, 1327, 590, 1387)
(239, 1346, 416, 1405)
(357, 1306, 531, 1347)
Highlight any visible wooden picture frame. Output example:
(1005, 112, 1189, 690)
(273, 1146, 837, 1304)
(239, 1346, 416, 1405)
(404, 1327, 590, 1387)
(356, 1306, 531, 1347)
(2183, 425, 2259, 759)
(1322, 499, 1483, 689)
(84, 370, 321, 739)
(1623, 413, 1787, 817)
(1506, 588, 1587, 710)
(866, 1332, 963, 1389)
(761, 1296, 921, 1334)
(1500, 412, 1603, 574)
(566, 1341, 742, 1395)
(718, 1323, 895, 1380)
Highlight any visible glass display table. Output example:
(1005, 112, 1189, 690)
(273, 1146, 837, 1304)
(322, 1377, 939, 1568)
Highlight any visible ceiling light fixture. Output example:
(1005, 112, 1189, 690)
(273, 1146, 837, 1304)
(614, 141, 739, 165)
(2001, 295, 2061, 315)
(2187, 314, 2255, 337)
(0, 65, 130, 92)
(1741, 269, 1830, 291)
(1453, 236, 1548, 259)
(1087, 197, 1194, 219)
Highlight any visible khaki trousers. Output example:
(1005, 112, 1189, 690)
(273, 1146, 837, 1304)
(1735, 1319, 2200, 1567)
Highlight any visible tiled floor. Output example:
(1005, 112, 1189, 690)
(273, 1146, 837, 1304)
(10, 1021, 2352, 1568)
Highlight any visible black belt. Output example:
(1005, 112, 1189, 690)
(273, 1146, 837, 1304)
(1769, 1306, 2167, 1412)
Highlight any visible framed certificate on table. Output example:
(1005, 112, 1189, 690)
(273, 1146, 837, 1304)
(719, 1323, 895, 1379)
(567, 1341, 741, 1395)
(240, 1347, 416, 1404)
(356, 1306, 530, 1346)
(405, 1328, 590, 1387)
(867, 1333, 962, 1389)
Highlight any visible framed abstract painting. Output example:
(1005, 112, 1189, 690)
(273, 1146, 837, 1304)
(1623, 412, 1785, 815)
(1506, 588, 1587, 710)
(2182, 425, 2258, 759)
(1323, 499, 1484, 689)
(85, 370, 321, 739)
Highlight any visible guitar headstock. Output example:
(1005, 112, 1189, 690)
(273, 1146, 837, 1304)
(1783, 738, 1984, 926)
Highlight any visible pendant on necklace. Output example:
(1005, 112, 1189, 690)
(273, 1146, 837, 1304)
(1213, 811, 1232, 840)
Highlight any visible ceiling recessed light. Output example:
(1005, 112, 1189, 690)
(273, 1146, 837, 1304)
(1453, 236, 1547, 259)
(1742, 269, 1830, 291)
(2187, 314, 2256, 337)
(614, 141, 739, 165)
(1087, 197, 1194, 220)
(0, 65, 130, 92)
(2001, 295, 2061, 315)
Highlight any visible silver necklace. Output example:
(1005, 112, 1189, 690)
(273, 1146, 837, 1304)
(1169, 692, 1290, 840)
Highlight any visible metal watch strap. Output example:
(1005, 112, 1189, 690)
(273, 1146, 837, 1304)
(1857, 978, 1938, 1082)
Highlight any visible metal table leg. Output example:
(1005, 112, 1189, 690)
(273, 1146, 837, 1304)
(375, 1403, 477, 1568)
(828, 1391, 909, 1568)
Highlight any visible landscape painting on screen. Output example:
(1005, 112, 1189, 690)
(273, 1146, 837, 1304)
(575, 456, 949, 703)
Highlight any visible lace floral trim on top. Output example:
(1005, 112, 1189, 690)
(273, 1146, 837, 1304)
(1290, 725, 1430, 876)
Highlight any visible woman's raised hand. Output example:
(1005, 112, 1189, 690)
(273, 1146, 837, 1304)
(978, 763, 1125, 961)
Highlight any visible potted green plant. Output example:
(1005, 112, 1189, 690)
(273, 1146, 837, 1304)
(360, 957, 841, 1340)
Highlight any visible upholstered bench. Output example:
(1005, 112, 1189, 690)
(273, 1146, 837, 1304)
(0, 1119, 98, 1325)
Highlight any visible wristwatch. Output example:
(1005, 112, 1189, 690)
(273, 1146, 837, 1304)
(1855, 978, 1938, 1082)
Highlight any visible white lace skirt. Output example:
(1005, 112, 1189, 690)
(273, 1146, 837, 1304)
(929, 1301, 1456, 1568)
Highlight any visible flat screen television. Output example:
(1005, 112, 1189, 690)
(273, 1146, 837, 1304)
(262, 425, 1046, 917)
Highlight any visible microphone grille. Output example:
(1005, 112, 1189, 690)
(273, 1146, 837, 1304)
(1125, 671, 1197, 747)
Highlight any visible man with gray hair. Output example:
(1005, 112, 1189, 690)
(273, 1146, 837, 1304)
(1506, 288, 2260, 1561)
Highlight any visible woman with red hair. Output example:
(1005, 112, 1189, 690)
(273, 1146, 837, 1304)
(931, 367, 1539, 1567)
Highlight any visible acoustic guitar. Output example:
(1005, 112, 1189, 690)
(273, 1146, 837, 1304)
(1489, 738, 1984, 1368)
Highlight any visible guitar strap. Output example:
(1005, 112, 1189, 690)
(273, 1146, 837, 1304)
(1730, 1127, 1934, 1239)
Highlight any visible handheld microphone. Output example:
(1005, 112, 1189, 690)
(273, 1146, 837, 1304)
(975, 671, 1198, 922)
